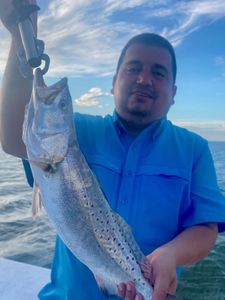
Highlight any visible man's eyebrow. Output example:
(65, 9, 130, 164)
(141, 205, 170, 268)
(125, 60, 141, 65)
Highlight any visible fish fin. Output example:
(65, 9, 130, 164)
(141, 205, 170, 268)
(113, 212, 145, 262)
(94, 275, 110, 297)
(29, 159, 50, 170)
(32, 183, 42, 219)
(29, 159, 57, 173)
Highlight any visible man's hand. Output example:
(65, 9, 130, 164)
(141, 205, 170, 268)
(117, 224, 217, 300)
(117, 248, 177, 300)
(0, 0, 37, 38)
(117, 281, 144, 300)
(146, 247, 177, 300)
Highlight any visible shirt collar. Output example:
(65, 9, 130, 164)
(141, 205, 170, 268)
(113, 110, 166, 141)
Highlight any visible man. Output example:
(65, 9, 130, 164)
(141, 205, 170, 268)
(1, 1, 225, 300)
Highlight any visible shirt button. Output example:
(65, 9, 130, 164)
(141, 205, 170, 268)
(125, 170, 132, 176)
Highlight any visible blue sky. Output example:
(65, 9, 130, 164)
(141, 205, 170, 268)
(0, 0, 225, 140)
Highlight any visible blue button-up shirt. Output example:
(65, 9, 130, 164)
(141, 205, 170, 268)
(23, 112, 225, 300)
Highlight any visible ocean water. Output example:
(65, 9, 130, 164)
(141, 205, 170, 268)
(0, 142, 225, 299)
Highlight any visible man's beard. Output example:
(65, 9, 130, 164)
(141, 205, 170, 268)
(127, 107, 151, 118)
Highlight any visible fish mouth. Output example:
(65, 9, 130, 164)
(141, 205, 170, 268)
(35, 68, 67, 89)
(34, 68, 68, 104)
(34, 68, 47, 88)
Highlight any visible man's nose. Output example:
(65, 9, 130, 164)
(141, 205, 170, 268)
(136, 69, 152, 86)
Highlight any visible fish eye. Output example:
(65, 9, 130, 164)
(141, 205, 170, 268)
(59, 99, 68, 110)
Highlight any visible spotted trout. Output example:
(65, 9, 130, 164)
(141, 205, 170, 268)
(22, 68, 184, 300)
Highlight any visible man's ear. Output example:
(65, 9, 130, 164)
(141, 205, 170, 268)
(171, 85, 177, 105)
(111, 75, 116, 95)
(173, 85, 177, 97)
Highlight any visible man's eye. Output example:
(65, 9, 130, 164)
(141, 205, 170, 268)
(154, 71, 165, 78)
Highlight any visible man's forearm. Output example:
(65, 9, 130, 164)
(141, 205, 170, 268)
(161, 223, 218, 266)
(0, 38, 32, 158)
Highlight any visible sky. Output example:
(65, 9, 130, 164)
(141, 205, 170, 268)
(0, 0, 225, 141)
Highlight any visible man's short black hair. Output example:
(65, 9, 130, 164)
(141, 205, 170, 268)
(116, 33, 177, 83)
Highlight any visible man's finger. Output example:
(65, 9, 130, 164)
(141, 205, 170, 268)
(117, 281, 137, 300)
(152, 280, 168, 300)
(124, 281, 136, 300)
(135, 293, 145, 300)
(117, 283, 126, 298)
(152, 289, 167, 300)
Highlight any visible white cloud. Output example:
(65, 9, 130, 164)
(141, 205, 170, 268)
(103, 0, 149, 16)
(174, 120, 225, 131)
(0, 0, 225, 76)
(148, 0, 225, 46)
(214, 56, 225, 66)
(74, 87, 110, 106)
(173, 120, 225, 141)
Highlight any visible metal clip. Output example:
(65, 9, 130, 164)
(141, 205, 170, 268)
(7, 0, 50, 76)
(40, 53, 50, 75)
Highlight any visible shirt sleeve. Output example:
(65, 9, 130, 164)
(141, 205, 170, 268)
(22, 159, 34, 187)
(181, 139, 225, 232)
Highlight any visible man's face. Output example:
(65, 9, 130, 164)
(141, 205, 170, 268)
(112, 43, 177, 126)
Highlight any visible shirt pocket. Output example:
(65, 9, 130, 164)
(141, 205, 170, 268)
(84, 153, 122, 208)
(133, 165, 190, 250)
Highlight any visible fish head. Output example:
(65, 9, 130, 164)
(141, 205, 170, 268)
(23, 68, 75, 165)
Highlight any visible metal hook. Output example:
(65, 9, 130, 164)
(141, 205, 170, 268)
(40, 53, 50, 75)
